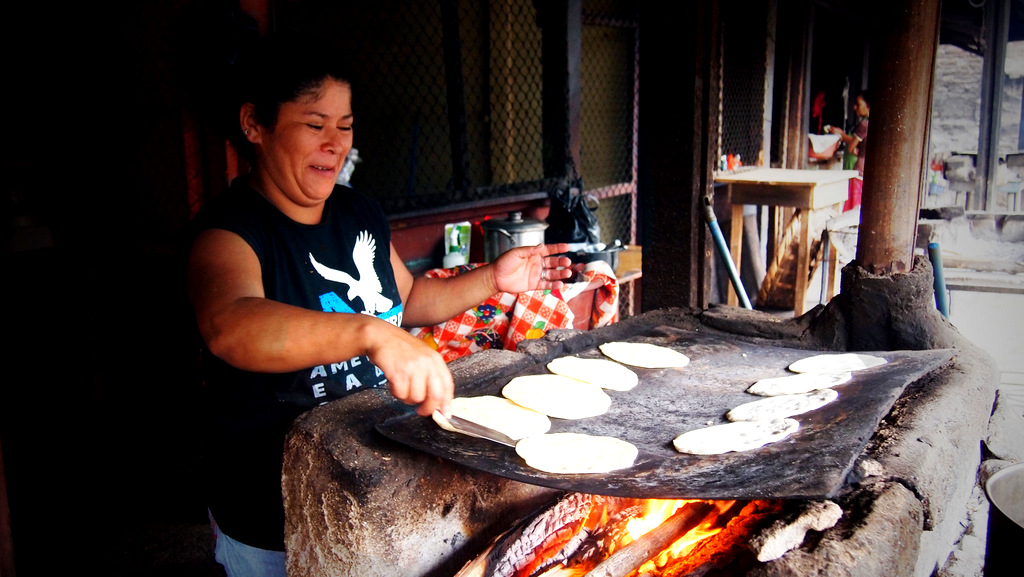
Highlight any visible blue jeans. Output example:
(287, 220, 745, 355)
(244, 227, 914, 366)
(210, 513, 287, 577)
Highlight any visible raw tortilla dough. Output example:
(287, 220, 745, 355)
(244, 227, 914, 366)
(747, 372, 852, 396)
(515, 433, 638, 474)
(546, 356, 640, 391)
(432, 395, 551, 441)
(598, 341, 690, 369)
(788, 353, 887, 374)
(672, 418, 800, 455)
(727, 389, 839, 422)
(502, 374, 612, 419)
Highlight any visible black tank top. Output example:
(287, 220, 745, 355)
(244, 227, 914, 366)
(190, 177, 402, 550)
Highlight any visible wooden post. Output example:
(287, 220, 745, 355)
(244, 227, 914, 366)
(639, 1, 720, 311)
(776, 0, 812, 170)
(539, 0, 582, 179)
(0, 438, 13, 577)
(855, 0, 941, 274)
(441, 0, 470, 193)
(976, 0, 1011, 210)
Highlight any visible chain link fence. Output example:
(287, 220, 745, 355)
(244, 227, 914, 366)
(718, 1, 770, 172)
(276, 0, 638, 248)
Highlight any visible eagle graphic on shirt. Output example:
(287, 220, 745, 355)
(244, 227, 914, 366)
(309, 230, 394, 315)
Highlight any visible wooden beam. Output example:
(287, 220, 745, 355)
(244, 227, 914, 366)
(441, 0, 470, 193)
(0, 438, 13, 577)
(638, 0, 719, 311)
(975, 0, 1011, 210)
(856, 0, 941, 274)
(539, 0, 583, 180)
(778, 0, 813, 169)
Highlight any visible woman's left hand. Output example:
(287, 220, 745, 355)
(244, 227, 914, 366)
(489, 243, 574, 294)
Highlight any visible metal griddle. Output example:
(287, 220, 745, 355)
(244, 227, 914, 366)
(376, 325, 953, 500)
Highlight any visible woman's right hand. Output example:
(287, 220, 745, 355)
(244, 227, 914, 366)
(365, 322, 454, 417)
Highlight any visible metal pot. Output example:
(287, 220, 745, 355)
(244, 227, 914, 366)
(985, 462, 1024, 572)
(481, 212, 548, 262)
(557, 240, 625, 275)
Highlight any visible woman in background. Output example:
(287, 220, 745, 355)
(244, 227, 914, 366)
(830, 91, 870, 211)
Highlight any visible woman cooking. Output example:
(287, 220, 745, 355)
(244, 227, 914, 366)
(186, 32, 572, 576)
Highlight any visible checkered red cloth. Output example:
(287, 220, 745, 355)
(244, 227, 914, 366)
(408, 261, 618, 363)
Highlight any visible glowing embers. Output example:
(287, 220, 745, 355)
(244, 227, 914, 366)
(455, 494, 783, 577)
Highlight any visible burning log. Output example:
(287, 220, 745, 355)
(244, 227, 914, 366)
(455, 493, 600, 577)
(563, 505, 644, 567)
(584, 501, 717, 577)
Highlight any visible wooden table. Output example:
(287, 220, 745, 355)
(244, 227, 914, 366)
(714, 168, 857, 315)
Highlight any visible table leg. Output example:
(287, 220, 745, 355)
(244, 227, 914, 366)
(794, 208, 811, 316)
(728, 202, 744, 307)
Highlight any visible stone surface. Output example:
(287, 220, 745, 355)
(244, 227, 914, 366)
(750, 483, 923, 577)
(856, 329, 995, 577)
(834, 256, 960, 352)
(699, 302, 818, 341)
(282, 386, 560, 577)
(985, 390, 1024, 463)
(750, 501, 843, 562)
(936, 484, 988, 577)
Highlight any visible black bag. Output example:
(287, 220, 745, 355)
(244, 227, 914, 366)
(545, 183, 601, 245)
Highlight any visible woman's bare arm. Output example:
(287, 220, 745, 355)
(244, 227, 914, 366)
(188, 229, 453, 415)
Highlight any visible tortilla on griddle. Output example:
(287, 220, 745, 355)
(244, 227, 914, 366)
(672, 418, 800, 455)
(787, 352, 887, 374)
(515, 433, 638, 474)
(598, 341, 690, 369)
(727, 389, 838, 422)
(432, 395, 551, 441)
(746, 371, 852, 396)
(502, 374, 612, 419)
(546, 355, 639, 391)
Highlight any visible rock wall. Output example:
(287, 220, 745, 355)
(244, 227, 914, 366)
(929, 42, 1024, 158)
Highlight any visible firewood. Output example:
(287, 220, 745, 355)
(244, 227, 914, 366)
(454, 493, 597, 577)
(748, 500, 842, 562)
(583, 501, 717, 577)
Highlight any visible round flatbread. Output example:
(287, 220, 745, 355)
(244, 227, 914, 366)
(598, 342, 690, 369)
(546, 356, 640, 391)
(746, 371, 852, 396)
(788, 353, 887, 374)
(432, 395, 551, 441)
(515, 433, 638, 474)
(672, 418, 800, 455)
(502, 374, 612, 419)
(726, 389, 839, 422)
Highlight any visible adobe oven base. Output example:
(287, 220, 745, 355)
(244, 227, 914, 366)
(283, 259, 998, 576)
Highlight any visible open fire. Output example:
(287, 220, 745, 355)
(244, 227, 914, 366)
(455, 494, 784, 577)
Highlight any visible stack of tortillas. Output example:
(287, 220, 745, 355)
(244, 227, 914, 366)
(673, 352, 886, 455)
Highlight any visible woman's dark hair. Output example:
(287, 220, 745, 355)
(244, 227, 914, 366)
(228, 32, 355, 161)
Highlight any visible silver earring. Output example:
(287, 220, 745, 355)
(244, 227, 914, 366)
(244, 129, 250, 135)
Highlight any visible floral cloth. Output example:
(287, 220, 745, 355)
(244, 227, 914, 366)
(409, 261, 618, 363)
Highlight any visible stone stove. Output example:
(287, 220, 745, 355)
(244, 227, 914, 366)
(282, 258, 1000, 576)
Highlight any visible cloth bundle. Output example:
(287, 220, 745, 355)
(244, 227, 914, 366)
(409, 261, 618, 363)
